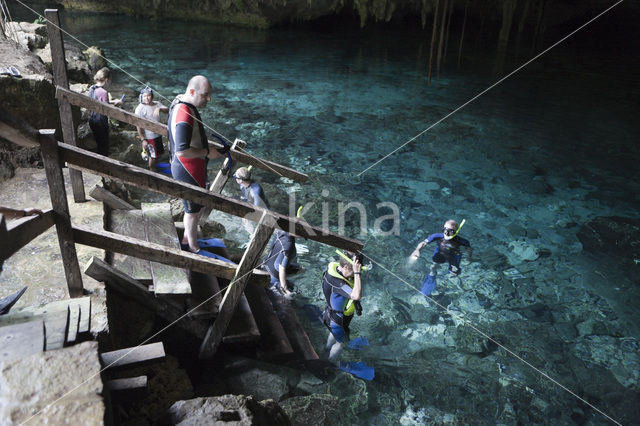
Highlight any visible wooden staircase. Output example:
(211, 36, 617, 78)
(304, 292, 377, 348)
(94, 200, 318, 362)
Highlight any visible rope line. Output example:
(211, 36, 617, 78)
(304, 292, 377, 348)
(360, 251, 622, 426)
(12, 0, 285, 179)
(356, 0, 624, 177)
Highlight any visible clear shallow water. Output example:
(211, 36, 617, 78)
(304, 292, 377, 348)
(11, 3, 640, 424)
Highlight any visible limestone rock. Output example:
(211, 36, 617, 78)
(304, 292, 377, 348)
(5, 21, 48, 51)
(226, 367, 294, 402)
(0, 341, 104, 425)
(508, 240, 539, 262)
(83, 46, 107, 73)
(167, 395, 291, 425)
(279, 394, 342, 425)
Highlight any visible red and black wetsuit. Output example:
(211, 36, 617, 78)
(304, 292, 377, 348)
(168, 97, 209, 213)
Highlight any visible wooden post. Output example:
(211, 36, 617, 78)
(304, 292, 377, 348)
(200, 138, 246, 224)
(39, 129, 84, 297)
(45, 9, 85, 202)
(199, 211, 275, 359)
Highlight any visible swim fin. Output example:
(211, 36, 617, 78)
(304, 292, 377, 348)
(197, 238, 226, 248)
(420, 274, 436, 295)
(348, 337, 369, 350)
(339, 361, 375, 381)
(193, 249, 234, 263)
(303, 304, 324, 326)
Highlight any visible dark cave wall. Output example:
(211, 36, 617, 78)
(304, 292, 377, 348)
(57, 0, 628, 35)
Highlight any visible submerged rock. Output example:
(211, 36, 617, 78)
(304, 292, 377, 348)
(167, 395, 291, 425)
(577, 216, 640, 266)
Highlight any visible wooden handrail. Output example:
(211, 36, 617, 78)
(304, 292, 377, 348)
(52, 140, 363, 252)
(72, 225, 270, 285)
(55, 86, 309, 183)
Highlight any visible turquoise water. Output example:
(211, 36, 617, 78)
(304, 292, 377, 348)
(11, 3, 640, 424)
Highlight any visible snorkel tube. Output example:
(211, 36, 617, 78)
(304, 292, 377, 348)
(449, 218, 466, 239)
(335, 249, 369, 272)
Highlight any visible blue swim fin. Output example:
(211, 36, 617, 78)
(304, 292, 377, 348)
(302, 304, 324, 326)
(339, 361, 375, 381)
(348, 337, 370, 350)
(420, 274, 436, 295)
(197, 238, 226, 248)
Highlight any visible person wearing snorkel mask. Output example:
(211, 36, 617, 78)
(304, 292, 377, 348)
(411, 219, 472, 295)
(321, 251, 363, 361)
(135, 86, 168, 171)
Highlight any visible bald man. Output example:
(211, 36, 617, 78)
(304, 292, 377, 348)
(168, 75, 228, 254)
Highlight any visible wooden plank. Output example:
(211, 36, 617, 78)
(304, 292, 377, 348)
(0, 320, 45, 363)
(74, 225, 270, 285)
(77, 296, 91, 333)
(199, 211, 275, 359)
(66, 302, 79, 343)
(110, 210, 152, 283)
(222, 294, 260, 346)
(272, 300, 319, 361)
(51, 139, 363, 252)
(0, 210, 55, 263)
(0, 297, 89, 324)
(56, 87, 309, 183)
(187, 271, 220, 318)
(142, 203, 190, 295)
(38, 130, 84, 297)
(89, 185, 135, 210)
(100, 342, 165, 368)
(45, 9, 85, 202)
(84, 257, 209, 338)
(244, 283, 294, 358)
(105, 376, 147, 392)
(0, 309, 68, 351)
(44, 309, 70, 350)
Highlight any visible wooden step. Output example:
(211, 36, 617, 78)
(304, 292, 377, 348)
(0, 297, 91, 349)
(142, 203, 191, 295)
(270, 294, 319, 361)
(110, 209, 152, 283)
(243, 284, 294, 360)
(100, 342, 165, 369)
(222, 293, 260, 347)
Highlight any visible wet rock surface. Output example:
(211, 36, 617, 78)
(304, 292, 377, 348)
(167, 395, 291, 425)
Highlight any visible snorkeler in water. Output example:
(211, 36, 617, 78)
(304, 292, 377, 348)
(411, 219, 472, 295)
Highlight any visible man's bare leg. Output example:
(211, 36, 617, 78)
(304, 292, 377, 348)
(183, 211, 202, 252)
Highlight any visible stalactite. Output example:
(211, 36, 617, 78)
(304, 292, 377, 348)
(442, 0, 454, 65)
(531, 0, 546, 56)
(436, 0, 448, 82)
(457, 0, 469, 70)
(427, 0, 440, 86)
(514, 0, 531, 62)
(493, 0, 518, 77)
